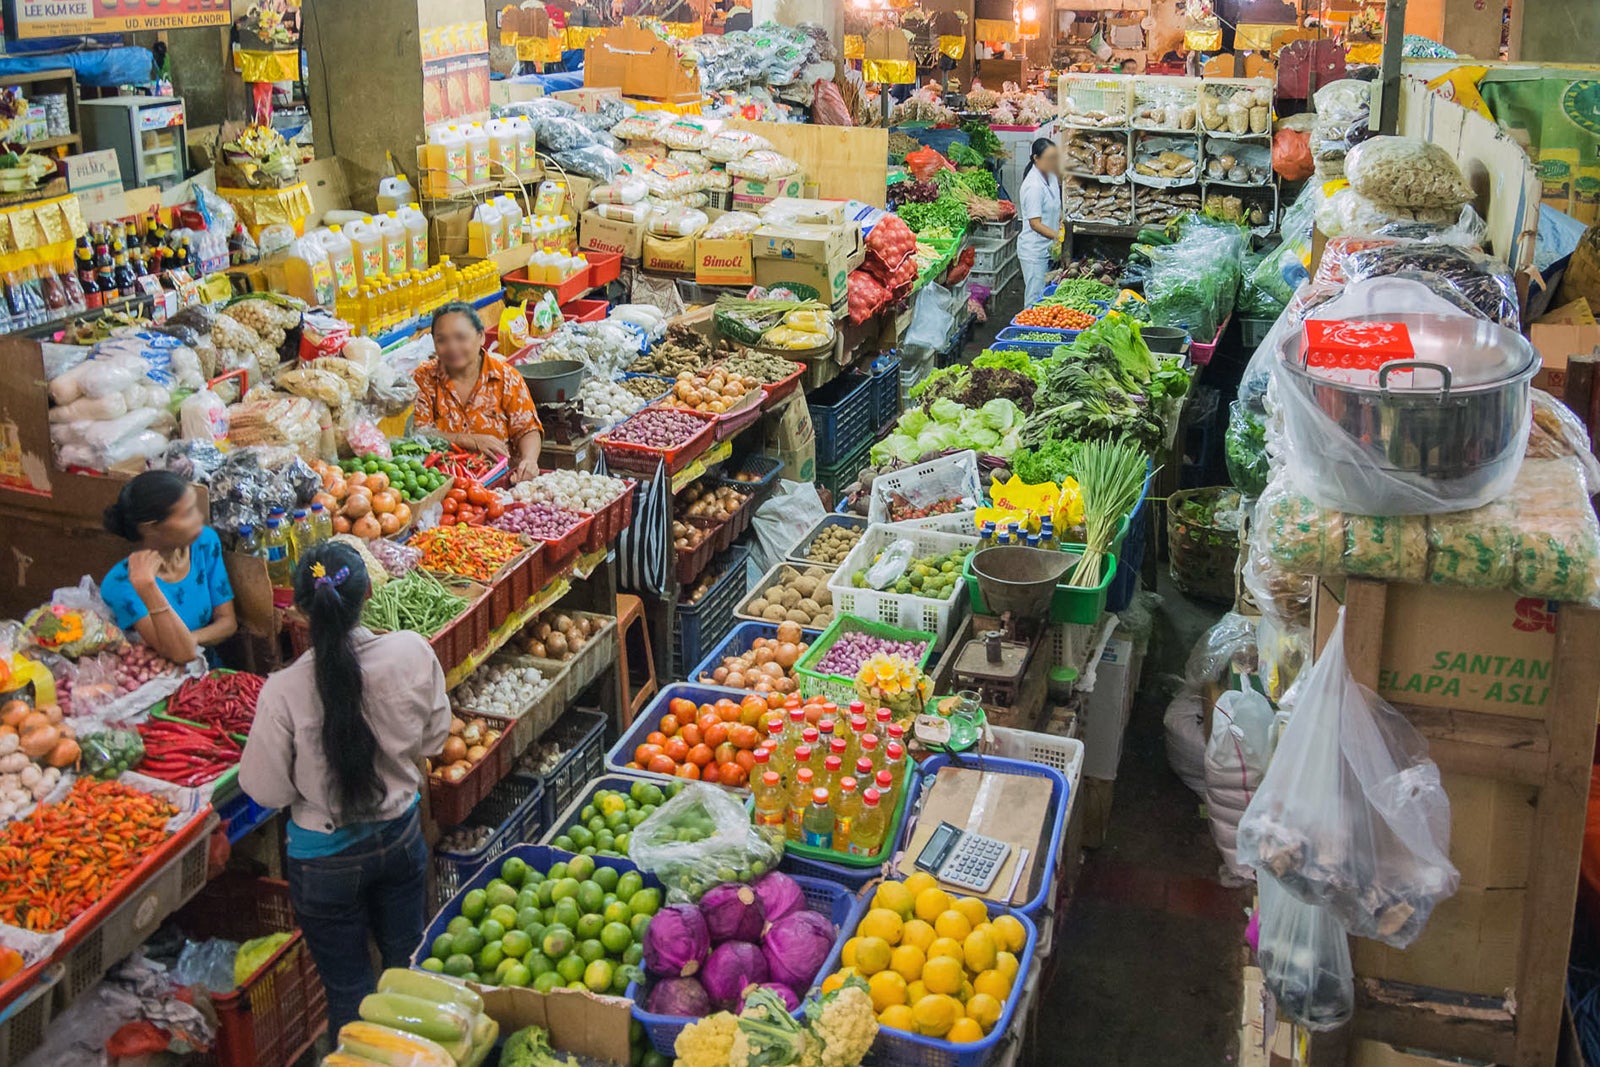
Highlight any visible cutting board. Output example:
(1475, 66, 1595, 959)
(896, 764, 1054, 907)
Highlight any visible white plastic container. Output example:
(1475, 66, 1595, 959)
(345, 216, 385, 286)
(377, 212, 409, 277)
(486, 119, 518, 180)
(507, 115, 537, 175)
(377, 174, 414, 213)
(315, 225, 357, 295)
(398, 202, 429, 271)
(464, 123, 491, 186)
(471, 201, 505, 256)
(432, 125, 468, 191)
(494, 194, 523, 249)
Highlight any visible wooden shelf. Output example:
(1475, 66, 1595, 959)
(18, 134, 80, 151)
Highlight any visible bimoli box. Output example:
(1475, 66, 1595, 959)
(731, 175, 803, 205)
(754, 254, 850, 304)
(580, 209, 647, 261)
(751, 222, 853, 265)
(695, 236, 753, 286)
(1312, 578, 1560, 719)
(641, 233, 696, 275)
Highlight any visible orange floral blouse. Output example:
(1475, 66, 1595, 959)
(412, 351, 542, 444)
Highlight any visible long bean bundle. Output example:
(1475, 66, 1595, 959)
(361, 569, 469, 637)
(1068, 439, 1152, 587)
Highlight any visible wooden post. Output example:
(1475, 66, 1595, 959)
(1377, 0, 1407, 135)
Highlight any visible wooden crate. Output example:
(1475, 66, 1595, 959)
(1303, 578, 1597, 1067)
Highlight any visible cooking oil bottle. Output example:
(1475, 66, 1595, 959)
(289, 509, 316, 563)
(309, 502, 333, 543)
(849, 787, 888, 857)
(753, 771, 787, 834)
(875, 769, 898, 813)
(764, 718, 792, 784)
(831, 776, 861, 853)
(859, 735, 881, 772)
(822, 754, 843, 797)
(262, 517, 292, 587)
(801, 787, 833, 850)
(786, 765, 816, 842)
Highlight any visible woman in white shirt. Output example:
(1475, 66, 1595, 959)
(1017, 138, 1063, 306)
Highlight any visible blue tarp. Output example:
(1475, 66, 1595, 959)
(505, 67, 585, 92)
(0, 47, 154, 88)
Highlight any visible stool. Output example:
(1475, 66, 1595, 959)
(615, 593, 658, 726)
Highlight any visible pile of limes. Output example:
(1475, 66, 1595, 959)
(819, 872, 1027, 1044)
(422, 852, 662, 993)
(339, 455, 448, 503)
(549, 779, 685, 857)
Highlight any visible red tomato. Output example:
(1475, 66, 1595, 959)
(696, 713, 721, 736)
(441, 498, 459, 513)
(687, 743, 713, 767)
(635, 743, 663, 765)
(717, 703, 741, 723)
(467, 485, 493, 506)
(679, 723, 702, 748)
(718, 762, 745, 787)
(647, 754, 676, 775)
(663, 738, 689, 763)
(658, 713, 680, 736)
(646, 731, 668, 747)
(734, 749, 756, 772)
(669, 697, 697, 717)
(766, 692, 787, 711)
(448, 488, 468, 503)
(675, 762, 701, 780)
(440, 514, 457, 526)
(704, 722, 729, 747)
(728, 724, 760, 751)
(713, 741, 737, 767)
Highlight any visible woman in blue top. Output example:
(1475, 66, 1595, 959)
(100, 470, 237, 665)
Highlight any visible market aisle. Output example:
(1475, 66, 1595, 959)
(1025, 586, 1246, 1066)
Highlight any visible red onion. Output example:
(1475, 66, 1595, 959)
(490, 502, 587, 541)
(814, 632, 928, 676)
(608, 408, 707, 448)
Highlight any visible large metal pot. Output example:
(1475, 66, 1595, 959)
(518, 359, 585, 404)
(1275, 312, 1538, 513)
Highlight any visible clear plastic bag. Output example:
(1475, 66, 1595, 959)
(1256, 871, 1354, 1031)
(174, 938, 241, 995)
(1345, 135, 1474, 208)
(629, 782, 783, 902)
(1238, 608, 1459, 948)
(703, 211, 761, 239)
(749, 479, 826, 573)
(704, 129, 772, 162)
(865, 539, 916, 589)
(592, 174, 649, 205)
(179, 389, 229, 444)
(22, 577, 125, 659)
(1145, 223, 1243, 341)
(1206, 681, 1277, 882)
(1312, 237, 1518, 327)
(725, 150, 800, 181)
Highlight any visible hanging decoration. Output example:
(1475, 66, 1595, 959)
(233, 2, 303, 126)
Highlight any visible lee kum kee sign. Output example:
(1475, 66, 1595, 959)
(13, 0, 229, 38)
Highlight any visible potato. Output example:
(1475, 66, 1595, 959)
(781, 589, 801, 608)
(766, 585, 786, 602)
(786, 609, 810, 623)
(763, 605, 786, 621)
(815, 587, 832, 606)
(793, 576, 818, 598)
(749, 598, 769, 614)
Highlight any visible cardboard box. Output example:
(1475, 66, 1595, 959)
(581, 208, 648, 261)
(754, 254, 850, 304)
(695, 235, 753, 286)
(1535, 297, 1595, 326)
(731, 175, 804, 204)
(641, 233, 695, 275)
(1529, 322, 1600, 399)
(552, 86, 622, 113)
(751, 222, 854, 265)
(765, 391, 815, 482)
(1081, 635, 1141, 779)
(895, 763, 1053, 906)
(477, 985, 632, 1067)
(759, 198, 848, 225)
(1313, 579, 1559, 719)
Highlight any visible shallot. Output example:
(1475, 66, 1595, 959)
(607, 408, 707, 449)
(814, 632, 928, 677)
(490, 502, 587, 540)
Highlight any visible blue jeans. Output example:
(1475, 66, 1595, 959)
(287, 807, 428, 1034)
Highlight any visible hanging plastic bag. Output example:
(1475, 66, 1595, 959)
(628, 782, 783, 902)
(1238, 608, 1459, 948)
(179, 388, 229, 445)
(1256, 871, 1354, 1031)
(1205, 680, 1277, 884)
(749, 480, 826, 574)
(905, 146, 953, 181)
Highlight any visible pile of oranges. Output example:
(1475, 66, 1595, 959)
(820, 873, 1027, 1044)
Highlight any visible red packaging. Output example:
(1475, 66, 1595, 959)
(1301, 319, 1417, 385)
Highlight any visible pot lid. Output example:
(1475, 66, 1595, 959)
(1288, 312, 1538, 392)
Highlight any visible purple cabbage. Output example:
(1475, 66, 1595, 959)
(646, 976, 712, 1018)
(740, 982, 801, 1013)
(761, 910, 836, 992)
(751, 872, 805, 933)
(701, 940, 770, 1009)
(642, 904, 711, 978)
(700, 882, 766, 944)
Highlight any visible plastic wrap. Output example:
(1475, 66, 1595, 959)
(613, 115, 667, 141)
(1256, 872, 1354, 1031)
(592, 174, 649, 205)
(1206, 681, 1277, 882)
(226, 392, 324, 455)
(153, 439, 228, 484)
(1312, 237, 1518, 327)
(703, 211, 761, 239)
(1345, 136, 1473, 208)
(657, 116, 720, 151)
(362, 535, 422, 578)
(23, 577, 124, 659)
(704, 129, 772, 162)
(628, 782, 783, 902)
(552, 143, 625, 182)
(205, 447, 318, 533)
(646, 206, 709, 238)
(1239, 608, 1459, 948)
(725, 150, 800, 181)
(1145, 222, 1243, 341)
(1310, 79, 1373, 177)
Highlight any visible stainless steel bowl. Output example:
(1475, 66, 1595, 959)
(518, 359, 585, 404)
(1275, 312, 1537, 511)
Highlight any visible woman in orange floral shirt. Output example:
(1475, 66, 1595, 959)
(412, 302, 543, 482)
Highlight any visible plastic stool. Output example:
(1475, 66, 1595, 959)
(615, 593, 658, 727)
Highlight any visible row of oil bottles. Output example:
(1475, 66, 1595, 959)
(420, 118, 540, 196)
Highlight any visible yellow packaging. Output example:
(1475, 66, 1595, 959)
(979, 475, 1084, 535)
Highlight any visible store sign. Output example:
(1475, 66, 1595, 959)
(12, 0, 230, 39)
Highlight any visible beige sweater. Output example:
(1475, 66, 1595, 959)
(240, 627, 451, 834)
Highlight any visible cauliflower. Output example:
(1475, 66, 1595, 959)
(802, 983, 878, 1067)
(674, 1012, 738, 1067)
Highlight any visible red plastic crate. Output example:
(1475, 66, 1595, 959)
(427, 712, 517, 827)
(579, 481, 636, 553)
(587, 251, 622, 288)
(286, 579, 492, 673)
(536, 507, 594, 572)
(503, 264, 593, 305)
(597, 409, 718, 475)
(676, 529, 720, 585)
(759, 361, 804, 409)
(561, 297, 608, 322)
(487, 542, 547, 630)
(181, 876, 327, 1067)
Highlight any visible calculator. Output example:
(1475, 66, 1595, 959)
(913, 821, 1012, 893)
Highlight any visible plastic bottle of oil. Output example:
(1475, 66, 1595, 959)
(786, 764, 816, 842)
(801, 787, 834, 850)
(859, 734, 881, 772)
(831, 776, 861, 853)
(378, 211, 409, 277)
(764, 718, 792, 784)
(398, 203, 429, 272)
(316, 225, 358, 295)
(848, 787, 887, 857)
(875, 769, 898, 812)
(753, 771, 787, 834)
(262, 517, 292, 588)
(346, 216, 384, 286)
(827, 738, 848, 782)
(822, 754, 844, 796)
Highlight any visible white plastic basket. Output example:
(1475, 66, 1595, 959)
(867, 449, 983, 525)
(1059, 72, 1133, 128)
(884, 509, 981, 535)
(988, 727, 1084, 786)
(827, 523, 978, 646)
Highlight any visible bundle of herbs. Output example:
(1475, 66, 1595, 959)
(1022, 315, 1190, 453)
(1066, 439, 1151, 588)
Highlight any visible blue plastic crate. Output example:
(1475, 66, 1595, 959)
(990, 325, 1080, 357)
(433, 773, 548, 902)
(629, 874, 859, 1057)
(215, 791, 275, 844)
(787, 513, 868, 566)
(809, 372, 873, 468)
(810, 893, 1038, 1067)
(605, 682, 755, 787)
(672, 544, 750, 680)
(897, 753, 1069, 917)
(538, 772, 666, 849)
(870, 354, 903, 431)
(715, 453, 783, 495)
(412, 844, 661, 971)
(687, 621, 825, 688)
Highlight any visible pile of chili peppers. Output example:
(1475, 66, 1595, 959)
(410, 524, 526, 583)
(136, 720, 242, 788)
(427, 448, 503, 484)
(164, 671, 265, 735)
(0, 779, 176, 931)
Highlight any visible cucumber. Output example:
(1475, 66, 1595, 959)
(377, 968, 485, 1016)
(358, 992, 471, 1045)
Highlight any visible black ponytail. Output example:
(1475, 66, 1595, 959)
(292, 541, 382, 820)
(103, 470, 188, 541)
(1021, 136, 1056, 183)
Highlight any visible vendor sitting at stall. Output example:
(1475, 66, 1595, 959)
(100, 470, 237, 666)
(412, 301, 543, 481)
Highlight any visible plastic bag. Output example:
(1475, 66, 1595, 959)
(1163, 689, 1208, 797)
(725, 150, 800, 181)
(1238, 608, 1459, 947)
(1145, 222, 1243, 341)
(1256, 871, 1354, 1031)
(1206, 681, 1277, 883)
(704, 129, 771, 163)
(628, 782, 783, 902)
(902, 281, 962, 355)
(864, 538, 916, 590)
(904, 146, 952, 182)
(78, 727, 145, 779)
(703, 211, 761, 239)
(23, 577, 125, 659)
(1313, 237, 1518, 328)
(174, 938, 240, 995)
(658, 117, 720, 151)
(647, 206, 709, 238)
(1345, 136, 1473, 209)
(1272, 127, 1314, 182)
(592, 174, 649, 205)
(179, 389, 229, 445)
(749, 479, 826, 574)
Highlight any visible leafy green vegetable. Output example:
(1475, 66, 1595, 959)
(871, 396, 1028, 464)
(973, 348, 1046, 385)
(908, 364, 968, 401)
(895, 198, 969, 234)
(961, 120, 1003, 159)
(1144, 217, 1244, 341)
(947, 142, 984, 167)
(1011, 433, 1085, 486)
(1066, 439, 1151, 587)
(1225, 401, 1269, 496)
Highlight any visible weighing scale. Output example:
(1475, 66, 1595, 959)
(520, 359, 592, 446)
(950, 546, 1074, 707)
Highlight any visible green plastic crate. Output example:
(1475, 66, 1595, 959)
(962, 546, 1117, 625)
(793, 613, 938, 705)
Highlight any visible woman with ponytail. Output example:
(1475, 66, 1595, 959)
(239, 541, 451, 1031)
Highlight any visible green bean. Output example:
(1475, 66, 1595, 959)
(361, 570, 469, 637)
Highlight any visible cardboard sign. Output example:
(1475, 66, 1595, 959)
(694, 236, 753, 286)
(731, 176, 803, 205)
(64, 151, 126, 225)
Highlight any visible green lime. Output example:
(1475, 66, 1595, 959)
(551, 877, 581, 902)
(495, 957, 518, 981)
(447, 915, 472, 937)
(623, 942, 644, 966)
(485, 881, 518, 910)
(577, 938, 605, 964)
(616, 963, 642, 993)
(421, 957, 445, 973)
(541, 926, 574, 959)
(567, 855, 597, 882)
(626, 809, 647, 827)
(616, 871, 644, 900)
(552, 898, 581, 930)
(524, 867, 545, 885)
(489, 904, 519, 930)
(477, 940, 505, 973)
(628, 887, 662, 916)
(444, 953, 474, 977)
(581, 846, 597, 856)
(568, 826, 594, 849)
(516, 888, 539, 912)
(595, 830, 616, 851)
(543, 906, 559, 926)
(461, 889, 487, 920)
(588, 816, 606, 834)
(557, 953, 587, 982)
(553, 835, 576, 851)
(478, 918, 506, 944)
(504, 962, 532, 987)
(533, 971, 563, 993)
(605, 810, 628, 831)
(614, 833, 631, 853)
(575, 913, 604, 940)
(600, 921, 632, 954)
(453, 929, 484, 958)
(584, 958, 615, 993)
(548, 861, 569, 882)
(576, 881, 605, 914)
(581, 804, 598, 823)
(603, 901, 632, 926)
(567, 979, 587, 990)
(517, 909, 545, 935)
(525, 950, 555, 976)
(431, 933, 455, 959)
(538, 880, 557, 908)
(602, 893, 618, 909)
(593, 866, 620, 893)
(630, 912, 652, 942)
(502, 929, 533, 958)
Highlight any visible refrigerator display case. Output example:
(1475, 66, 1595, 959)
(79, 97, 187, 191)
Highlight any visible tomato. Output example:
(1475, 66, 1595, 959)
(647, 754, 676, 775)
(714, 741, 737, 766)
(766, 692, 787, 711)
(467, 485, 493, 506)
(740, 695, 768, 719)
(702, 763, 722, 784)
(704, 722, 729, 747)
(804, 705, 824, 725)
(675, 762, 701, 779)
(717, 702, 741, 723)
(663, 737, 689, 763)
(669, 697, 697, 717)
(634, 743, 663, 765)
(625, 761, 641, 769)
(679, 723, 702, 748)
(687, 743, 713, 767)
(718, 762, 745, 787)
(734, 748, 757, 772)
(646, 731, 668, 747)
(442, 498, 459, 513)
(696, 713, 721, 736)
(448, 487, 468, 503)
(728, 724, 760, 750)
(658, 713, 680, 736)
(739, 702, 766, 727)
(440, 514, 457, 526)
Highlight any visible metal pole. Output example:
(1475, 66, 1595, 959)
(1377, 0, 1407, 134)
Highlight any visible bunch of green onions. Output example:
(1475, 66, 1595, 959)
(1066, 439, 1151, 588)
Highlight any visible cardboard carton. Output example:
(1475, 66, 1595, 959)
(641, 233, 695, 275)
(581, 209, 648, 261)
(766, 391, 815, 481)
(1081, 635, 1143, 779)
(731, 175, 804, 205)
(759, 198, 848, 225)
(552, 86, 623, 113)
(754, 254, 851, 304)
(751, 222, 854, 265)
(477, 985, 633, 1067)
(695, 236, 754, 286)
(1529, 322, 1600, 400)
